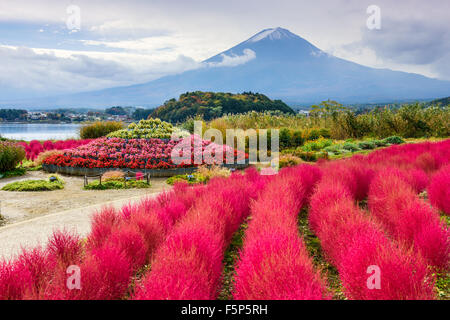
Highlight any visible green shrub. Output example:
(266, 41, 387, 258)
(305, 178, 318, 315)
(305, 128, 321, 141)
(372, 139, 387, 147)
(84, 179, 151, 190)
(80, 121, 124, 139)
(107, 118, 174, 139)
(358, 141, 377, 150)
(2, 175, 64, 191)
(382, 136, 405, 145)
(0, 141, 25, 172)
(323, 145, 343, 155)
(279, 128, 292, 149)
(291, 130, 305, 147)
(279, 154, 303, 168)
(0, 167, 26, 179)
(342, 142, 361, 152)
(293, 150, 317, 162)
(318, 128, 331, 139)
(166, 173, 206, 185)
(301, 138, 333, 152)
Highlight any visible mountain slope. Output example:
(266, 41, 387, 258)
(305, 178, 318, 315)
(7, 27, 450, 108)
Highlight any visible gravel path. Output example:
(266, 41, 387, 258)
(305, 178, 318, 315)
(0, 171, 170, 225)
(0, 192, 162, 260)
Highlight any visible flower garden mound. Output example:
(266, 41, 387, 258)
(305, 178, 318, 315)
(42, 136, 249, 177)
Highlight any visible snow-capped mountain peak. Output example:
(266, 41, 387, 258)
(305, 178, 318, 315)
(246, 27, 298, 42)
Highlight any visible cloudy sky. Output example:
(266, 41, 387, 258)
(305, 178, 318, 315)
(0, 0, 449, 99)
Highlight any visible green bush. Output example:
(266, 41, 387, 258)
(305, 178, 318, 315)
(2, 175, 64, 191)
(382, 136, 405, 145)
(0, 141, 25, 172)
(80, 121, 124, 139)
(301, 138, 333, 152)
(305, 128, 321, 141)
(0, 167, 26, 179)
(342, 142, 361, 152)
(291, 130, 305, 147)
(358, 141, 376, 150)
(279, 128, 293, 149)
(84, 179, 151, 190)
(107, 118, 174, 139)
(372, 139, 387, 147)
(323, 145, 343, 155)
(292, 150, 317, 162)
(279, 154, 303, 168)
(166, 173, 206, 185)
(318, 128, 331, 139)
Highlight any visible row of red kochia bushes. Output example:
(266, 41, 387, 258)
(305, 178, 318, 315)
(233, 165, 330, 299)
(428, 165, 450, 216)
(307, 138, 450, 299)
(0, 168, 265, 300)
(0, 182, 205, 299)
(368, 168, 448, 270)
(133, 168, 268, 299)
(309, 161, 437, 299)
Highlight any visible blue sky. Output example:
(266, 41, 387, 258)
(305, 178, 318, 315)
(0, 0, 449, 99)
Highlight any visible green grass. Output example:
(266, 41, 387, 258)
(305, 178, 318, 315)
(20, 160, 42, 171)
(0, 167, 26, 179)
(297, 207, 346, 300)
(166, 173, 206, 185)
(84, 179, 151, 190)
(2, 176, 64, 191)
(435, 272, 450, 300)
(218, 220, 248, 300)
(0, 160, 43, 180)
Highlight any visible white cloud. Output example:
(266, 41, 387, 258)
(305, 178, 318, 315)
(205, 49, 256, 67)
(0, 0, 449, 99)
(0, 45, 200, 99)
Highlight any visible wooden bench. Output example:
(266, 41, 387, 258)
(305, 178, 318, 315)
(83, 171, 150, 187)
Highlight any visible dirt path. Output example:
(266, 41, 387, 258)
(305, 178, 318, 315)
(0, 171, 172, 260)
(0, 193, 162, 260)
(0, 171, 170, 225)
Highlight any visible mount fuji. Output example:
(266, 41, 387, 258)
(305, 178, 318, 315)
(10, 27, 450, 108)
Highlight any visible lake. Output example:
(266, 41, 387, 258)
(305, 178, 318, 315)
(0, 123, 81, 141)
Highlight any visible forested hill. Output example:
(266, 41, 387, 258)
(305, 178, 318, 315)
(150, 91, 295, 123)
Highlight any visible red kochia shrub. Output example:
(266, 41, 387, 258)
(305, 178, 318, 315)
(317, 159, 374, 202)
(135, 216, 225, 300)
(0, 260, 33, 300)
(369, 169, 449, 270)
(133, 169, 267, 300)
(87, 206, 120, 251)
(309, 163, 436, 299)
(428, 165, 450, 215)
(64, 244, 133, 300)
(340, 230, 434, 300)
(47, 230, 83, 267)
(233, 165, 329, 300)
(107, 224, 148, 271)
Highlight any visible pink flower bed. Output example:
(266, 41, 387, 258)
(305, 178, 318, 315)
(18, 139, 92, 161)
(43, 136, 248, 169)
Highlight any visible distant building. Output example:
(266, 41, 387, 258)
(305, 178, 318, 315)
(298, 110, 310, 116)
